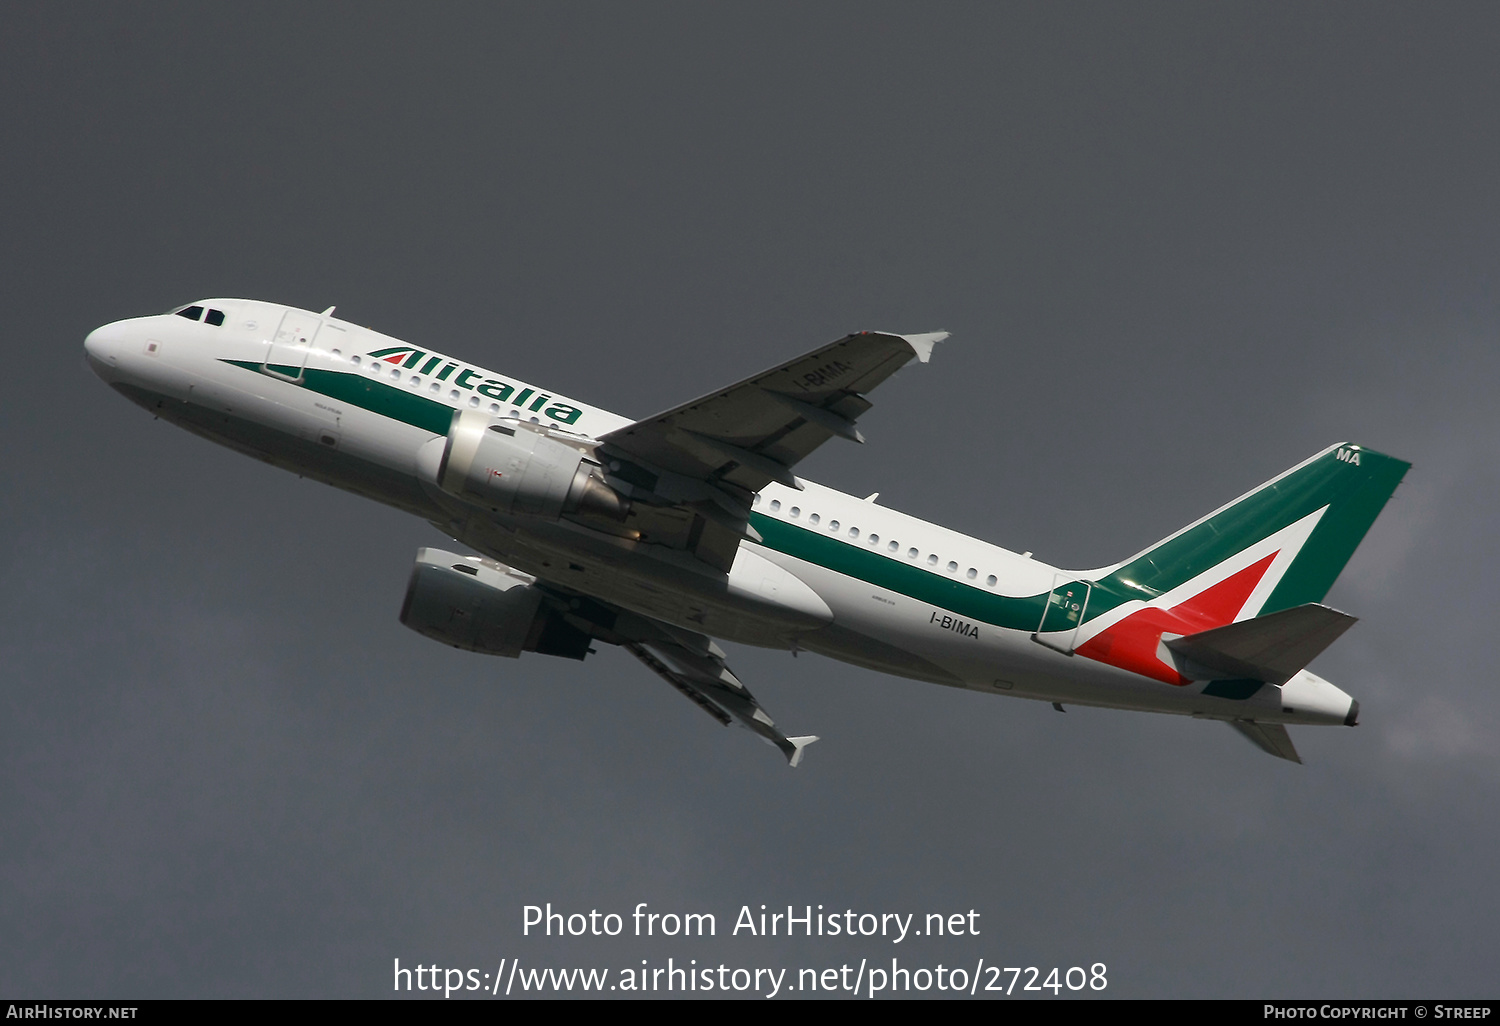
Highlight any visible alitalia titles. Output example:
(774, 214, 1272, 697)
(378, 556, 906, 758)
(368, 346, 583, 425)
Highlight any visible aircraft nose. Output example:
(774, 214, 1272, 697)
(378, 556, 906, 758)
(84, 322, 125, 379)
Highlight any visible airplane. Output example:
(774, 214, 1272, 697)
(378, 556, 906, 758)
(83, 299, 1410, 766)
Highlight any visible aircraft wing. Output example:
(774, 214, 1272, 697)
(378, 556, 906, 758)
(594, 331, 944, 569)
(536, 585, 818, 766)
(600, 329, 945, 492)
(624, 634, 818, 767)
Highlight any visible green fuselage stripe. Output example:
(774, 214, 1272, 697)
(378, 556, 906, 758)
(750, 446, 1407, 628)
(224, 360, 455, 436)
(221, 359, 1407, 627)
(750, 513, 1051, 630)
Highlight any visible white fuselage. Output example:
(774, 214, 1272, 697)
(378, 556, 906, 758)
(83, 300, 1356, 728)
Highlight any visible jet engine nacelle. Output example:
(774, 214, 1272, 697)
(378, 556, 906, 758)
(431, 410, 627, 521)
(399, 547, 592, 660)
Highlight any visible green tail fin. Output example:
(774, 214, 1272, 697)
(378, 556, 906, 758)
(1102, 443, 1410, 614)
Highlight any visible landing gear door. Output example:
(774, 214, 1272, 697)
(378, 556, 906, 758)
(1032, 576, 1091, 654)
(262, 309, 322, 382)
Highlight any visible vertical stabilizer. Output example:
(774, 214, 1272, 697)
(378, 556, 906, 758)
(1068, 444, 1408, 686)
(1100, 443, 1409, 616)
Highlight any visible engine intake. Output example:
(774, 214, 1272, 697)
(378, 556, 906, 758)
(435, 410, 627, 521)
(399, 547, 592, 660)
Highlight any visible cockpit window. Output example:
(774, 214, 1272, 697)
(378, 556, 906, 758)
(205, 309, 225, 326)
(175, 305, 204, 321)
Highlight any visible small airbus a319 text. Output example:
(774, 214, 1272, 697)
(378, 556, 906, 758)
(85, 300, 1409, 764)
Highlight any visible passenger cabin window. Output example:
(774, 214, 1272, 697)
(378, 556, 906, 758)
(176, 306, 204, 321)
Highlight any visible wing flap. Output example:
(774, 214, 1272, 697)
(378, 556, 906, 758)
(625, 641, 734, 727)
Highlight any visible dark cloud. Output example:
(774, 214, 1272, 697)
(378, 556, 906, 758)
(2, 2, 1497, 997)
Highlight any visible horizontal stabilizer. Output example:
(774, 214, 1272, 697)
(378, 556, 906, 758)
(1166, 603, 1358, 685)
(1227, 720, 1302, 763)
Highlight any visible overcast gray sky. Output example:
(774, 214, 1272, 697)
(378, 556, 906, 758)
(2, 2, 1497, 998)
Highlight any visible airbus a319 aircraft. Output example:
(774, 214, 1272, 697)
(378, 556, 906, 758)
(84, 300, 1409, 765)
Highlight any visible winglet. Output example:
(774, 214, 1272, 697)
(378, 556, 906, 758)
(785, 735, 820, 768)
(899, 331, 949, 364)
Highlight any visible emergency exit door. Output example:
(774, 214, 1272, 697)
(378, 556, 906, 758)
(1032, 576, 1091, 654)
(261, 309, 322, 381)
